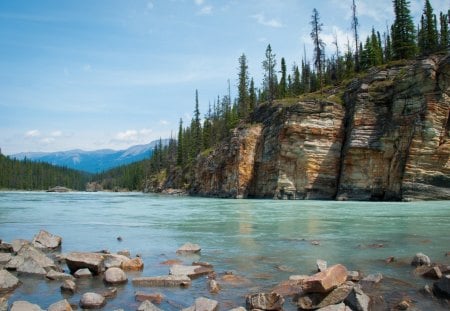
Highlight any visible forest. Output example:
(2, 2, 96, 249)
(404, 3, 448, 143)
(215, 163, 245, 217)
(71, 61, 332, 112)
(2, 0, 449, 192)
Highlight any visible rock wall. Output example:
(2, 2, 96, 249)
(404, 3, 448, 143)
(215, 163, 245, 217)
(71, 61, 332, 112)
(191, 54, 450, 200)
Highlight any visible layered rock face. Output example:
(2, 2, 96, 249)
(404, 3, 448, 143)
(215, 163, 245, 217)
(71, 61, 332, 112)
(191, 55, 450, 200)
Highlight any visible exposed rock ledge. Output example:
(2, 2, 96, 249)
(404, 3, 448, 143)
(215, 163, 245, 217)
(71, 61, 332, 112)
(189, 54, 450, 201)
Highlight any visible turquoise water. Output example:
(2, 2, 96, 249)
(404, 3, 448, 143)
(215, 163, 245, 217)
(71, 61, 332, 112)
(0, 192, 449, 310)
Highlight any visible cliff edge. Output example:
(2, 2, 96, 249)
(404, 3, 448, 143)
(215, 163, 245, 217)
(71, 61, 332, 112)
(190, 54, 450, 200)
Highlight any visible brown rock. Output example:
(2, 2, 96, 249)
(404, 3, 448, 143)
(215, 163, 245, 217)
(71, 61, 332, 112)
(246, 292, 284, 311)
(385, 256, 395, 263)
(47, 299, 73, 311)
(74, 268, 92, 278)
(395, 300, 410, 310)
(208, 279, 220, 294)
(121, 257, 144, 271)
(160, 259, 182, 265)
(104, 267, 127, 284)
(46, 270, 75, 281)
(221, 273, 251, 285)
(132, 275, 191, 287)
(315, 302, 350, 311)
(271, 280, 303, 297)
(65, 252, 105, 275)
(10, 301, 43, 311)
(169, 264, 213, 278)
(302, 264, 348, 293)
(60, 279, 76, 294)
(135, 291, 164, 303)
(32, 230, 62, 250)
(415, 265, 442, 279)
(296, 281, 354, 310)
(79, 292, 106, 309)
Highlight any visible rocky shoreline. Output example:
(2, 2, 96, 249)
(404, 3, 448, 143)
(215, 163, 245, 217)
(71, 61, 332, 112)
(0, 230, 449, 310)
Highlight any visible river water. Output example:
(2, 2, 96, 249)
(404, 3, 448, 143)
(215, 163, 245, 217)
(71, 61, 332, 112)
(0, 191, 449, 310)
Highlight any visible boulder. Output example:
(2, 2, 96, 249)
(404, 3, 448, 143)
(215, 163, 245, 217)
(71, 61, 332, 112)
(0, 269, 20, 293)
(11, 240, 29, 253)
(209, 279, 220, 294)
(344, 284, 370, 311)
(302, 264, 348, 293)
(246, 292, 284, 310)
(121, 257, 144, 271)
(183, 297, 218, 311)
(104, 254, 130, 269)
(17, 257, 48, 275)
(0, 297, 7, 311)
(138, 300, 163, 311)
(135, 291, 164, 303)
(296, 281, 354, 310)
(0, 253, 11, 265)
(433, 275, 450, 298)
(79, 292, 106, 309)
(411, 252, 431, 267)
(271, 280, 304, 297)
(65, 252, 105, 275)
(6, 244, 57, 271)
(176, 243, 201, 254)
(46, 270, 75, 281)
(360, 273, 383, 290)
(169, 264, 214, 278)
(346, 271, 361, 282)
(74, 268, 92, 278)
(132, 275, 191, 287)
(415, 265, 442, 279)
(32, 230, 62, 250)
(60, 279, 77, 294)
(10, 301, 44, 311)
(0, 243, 13, 253)
(104, 267, 127, 284)
(47, 299, 73, 311)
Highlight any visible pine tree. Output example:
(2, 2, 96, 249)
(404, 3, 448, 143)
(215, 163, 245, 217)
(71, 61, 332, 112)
(177, 118, 183, 166)
(310, 8, 325, 90)
(192, 90, 202, 157)
(419, 0, 439, 54)
(351, 0, 360, 71)
(391, 0, 417, 59)
(278, 57, 287, 98)
(292, 64, 301, 95)
(237, 54, 249, 118)
(248, 78, 257, 111)
(262, 44, 277, 102)
(440, 12, 449, 49)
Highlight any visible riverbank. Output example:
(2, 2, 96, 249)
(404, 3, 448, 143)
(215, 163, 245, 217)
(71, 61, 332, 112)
(0, 229, 449, 310)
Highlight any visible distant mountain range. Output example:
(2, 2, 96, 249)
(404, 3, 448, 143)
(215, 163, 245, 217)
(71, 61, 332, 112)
(12, 139, 169, 173)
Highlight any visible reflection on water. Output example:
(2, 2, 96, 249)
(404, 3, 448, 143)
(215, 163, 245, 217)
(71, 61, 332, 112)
(0, 192, 449, 310)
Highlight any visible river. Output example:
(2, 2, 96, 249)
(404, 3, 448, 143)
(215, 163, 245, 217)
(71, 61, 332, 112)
(0, 191, 449, 310)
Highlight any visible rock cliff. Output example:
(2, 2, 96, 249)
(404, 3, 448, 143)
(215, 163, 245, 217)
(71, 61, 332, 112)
(190, 54, 450, 200)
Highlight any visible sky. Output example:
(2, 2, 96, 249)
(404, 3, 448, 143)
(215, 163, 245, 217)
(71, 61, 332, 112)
(1, 0, 448, 154)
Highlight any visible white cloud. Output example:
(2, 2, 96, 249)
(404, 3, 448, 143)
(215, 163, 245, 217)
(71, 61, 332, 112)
(25, 130, 40, 138)
(251, 13, 283, 28)
(50, 130, 63, 137)
(41, 137, 55, 144)
(194, 0, 204, 5)
(198, 5, 213, 15)
(159, 120, 169, 125)
(114, 128, 154, 144)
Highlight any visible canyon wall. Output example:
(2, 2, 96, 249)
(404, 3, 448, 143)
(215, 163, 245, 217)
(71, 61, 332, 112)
(191, 55, 450, 200)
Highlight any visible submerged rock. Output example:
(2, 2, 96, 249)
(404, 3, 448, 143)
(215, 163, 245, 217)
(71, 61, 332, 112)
(411, 252, 431, 267)
(32, 230, 62, 250)
(433, 275, 450, 298)
(135, 291, 164, 303)
(169, 264, 213, 278)
(176, 243, 201, 254)
(60, 279, 76, 294)
(246, 292, 284, 311)
(208, 279, 221, 294)
(47, 299, 73, 311)
(132, 275, 191, 287)
(46, 270, 75, 281)
(0, 269, 20, 293)
(138, 300, 163, 311)
(79, 292, 106, 309)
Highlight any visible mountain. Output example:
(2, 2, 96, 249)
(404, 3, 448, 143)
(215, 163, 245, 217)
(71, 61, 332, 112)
(12, 139, 169, 173)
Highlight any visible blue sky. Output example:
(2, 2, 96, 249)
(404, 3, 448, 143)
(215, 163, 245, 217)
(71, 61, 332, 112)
(1, 0, 448, 154)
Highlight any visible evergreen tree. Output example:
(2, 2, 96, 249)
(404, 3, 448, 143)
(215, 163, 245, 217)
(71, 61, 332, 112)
(248, 78, 257, 111)
(440, 12, 449, 49)
(310, 8, 325, 90)
(391, 0, 417, 59)
(262, 44, 277, 102)
(292, 64, 301, 95)
(419, 0, 439, 54)
(192, 90, 202, 158)
(237, 54, 249, 118)
(351, 0, 360, 71)
(278, 57, 287, 98)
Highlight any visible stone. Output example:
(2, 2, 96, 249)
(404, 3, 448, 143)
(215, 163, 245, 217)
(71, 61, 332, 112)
(176, 243, 201, 254)
(360, 273, 383, 290)
(100, 287, 117, 298)
(220, 273, 251, 285)
(246, 292, 284, 310)
(433, 275, 450, 298)
(302, 264, 348, 293)
(79, 292, 106, 309)
(160, 259, 183, 265)
(317, 259, 327, 272)
(10, 300, 44, 311)
(46, 270, 75, 281)
(411, 252, 431, 267)
(132, 275, 191, 287)
(296, 281, 354, 310)
(385, 256, 395, 263)
(344, 284, 370, 311)
(6, 244, 57, 271)
(209, 279, 220, 293)
(415, 265, 442, 279)
(135, 291, 164, 303)
(121, 257, 144, 271)
(47, 299, 73, 311)
(138, 300, 163, 311)
(11, 240, 29, 253)
(104, 254, 130, 269)
(0, 243, 13, 253)
(32, 230, 62, 250)
(16, 257, 47, 275)
(65, 252, 105, 275)
(346, 271, 361, 282)
(192, 261, 213, 268)
(117, 250, 130, 257)
(60, 279, 76, 294)
(183, 297, 218, 311)
(289, 275, 309, 282)
(169, 264, 213, 278)
(316, 303, 349, 311)
(271, 280, 304, 297)
(74, 268, 92, 278)
(0, 269, 20, 293)
(228, 308, 246, 311)
(0, 253, 11, 265)
(104, 267, 127, 284)
(0, 297, 7, 311)
(395, 300, 410, 310)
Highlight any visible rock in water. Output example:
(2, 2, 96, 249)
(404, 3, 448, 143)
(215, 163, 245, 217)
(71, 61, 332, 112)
(246, 292, 284, 311)
(32, 230, 62, 250)
(135, 291, 164, 303)
(104, 267, 127, 284)
(60, 279, 76, 294)
(302, 264, 348, 293)
(138, 300, 162, 311)
(433, 275, 450, 298)
(47, 299, 73, 311)
(316, 259, 327, 272)
(296, 281, 354, 310)
(208, 279, 220, 293)
(121, 257, 144, 271)
(10, 301, 44, 311)
(183, 297, 219, 311)
(176, 243, 201, 254)
(0, 269, 20, 293)
(132, 275, 191, 287)
(65, 252, 105, 275)
(74, 268, 92, 278)
(79, 292, 106, 309)
(344, 284, 370, 311)
(411, 252, 431, 267)
(0, 297, 7, 311)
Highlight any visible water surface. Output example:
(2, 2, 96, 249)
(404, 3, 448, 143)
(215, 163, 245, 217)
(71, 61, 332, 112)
(0, 192, 449, 310)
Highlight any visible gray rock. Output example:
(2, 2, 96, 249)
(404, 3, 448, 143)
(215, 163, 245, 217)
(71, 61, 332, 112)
(79, 292, 106, 309)
(74, 268, 92, 278)
(60, 279, 77, 294)
(6, 244, 57, 271)
(169, 264, 213, 278)
(360, 273, 383, 290)
(183, 297, 218, 311)
(0, 269, 20, 293)
(47, 299, 73, 311)
(10, 301, 44, 311)
(138, 300, 163, 311)
(104, 254, 130, 269)
(433, 275, 450, 298)
(104, 267, 127, 284)
(0, 253, 11, 265)
(32, 230, 62, 250)
(0, 297, 7, 311)
(228, 308, 246, 311)
(316, 259, 327, 272)
(117, 250, 130, 257)
(46, 270, 75, 281)
(17, 257, 48, 275)
(209, 279, 220, 293)
(246, 292, 284, 310)
(344, 284, 370, 311)
(132, 275, 191, 287)
(65, 252, 105, 275)
(346, 271, 361, 282)
(99, 286, 117, 298)
(411, 252, 431, 267)
(296, 281, 354, 310)
(0, 243, 13, 253)
(176, 243, 201, 254)
(11, 239, 29, 253)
